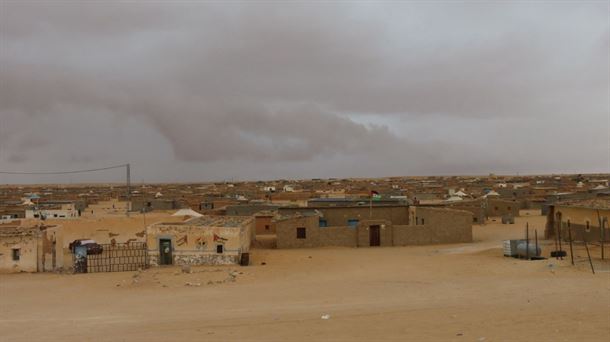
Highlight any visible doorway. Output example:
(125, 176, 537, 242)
(159, 239, 173, 265)
(369, 225, 381, 247)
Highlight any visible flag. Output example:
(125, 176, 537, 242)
(370, 190, 381, 201)
(214, 234, 228, 243)
(176, 234, 188, 246)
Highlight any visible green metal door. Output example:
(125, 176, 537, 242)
(159, 239, 172, 265)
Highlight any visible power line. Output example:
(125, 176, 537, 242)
(0, 164, 129, 175)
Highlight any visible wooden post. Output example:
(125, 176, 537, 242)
(558, 221, 563, 260)
(568, 227, 574, 266)
(598, 212, 605, 260)
(525, 223, 529, 260)
(583, 236, 595, 274)
(535, 229, 539, 258)
(554, 220, 560, 260)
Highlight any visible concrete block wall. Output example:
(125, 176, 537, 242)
(275, 206, 473, 248)
(487, 199, 520, 218)
(275, 215, 357, 248)
(395, 206, 472, 245)
(278, 206, 409, 227)
(356, 219, 393, 247)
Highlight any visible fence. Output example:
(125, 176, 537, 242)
(74, 242, 148, 273)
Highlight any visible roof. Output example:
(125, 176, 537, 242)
(157, 215, 252, 228)
(0, 226, 39, 237)
(555, 198, 610, 210)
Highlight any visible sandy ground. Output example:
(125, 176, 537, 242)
(1, 211, 609, 341)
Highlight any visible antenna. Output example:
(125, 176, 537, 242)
(0, 163, 132, 216)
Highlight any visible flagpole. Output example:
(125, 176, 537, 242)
(370, 192, 372, 218)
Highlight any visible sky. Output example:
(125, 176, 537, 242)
(0, 1, 609, 184)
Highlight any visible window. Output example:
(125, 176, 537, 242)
(347, 219, 359, 227)
(12, 248, 20, 261)
(494, 206, 499, 211)
(265, 225, 270, 231)
(216, 244, 224, 254)
(296, 227, 306, 239)
(585, 221, 590, 232)
(507, 207, 511, 211)
(319, 219, 328, 227)
(567, 219, 571, 228)
(421, 218, 425, 225)
(415, 216, 419, 225)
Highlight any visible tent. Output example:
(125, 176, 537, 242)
(446, 196, 464, 202)
(483, 190, 500, 198)
(172, 209, 203, 217)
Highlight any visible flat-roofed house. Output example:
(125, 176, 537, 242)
(147, 216, 254, 266)
(546, 198, 610, 242)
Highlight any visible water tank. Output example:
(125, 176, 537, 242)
(516, 242, 541, 258)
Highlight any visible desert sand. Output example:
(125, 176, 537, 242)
(1, 211, 609, 341)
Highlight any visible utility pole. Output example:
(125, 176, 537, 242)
(126, 163, 131, 217)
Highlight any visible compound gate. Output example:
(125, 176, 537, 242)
(74, 242, 148, 273)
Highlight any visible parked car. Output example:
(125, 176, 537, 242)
(69, 239, 103, 255)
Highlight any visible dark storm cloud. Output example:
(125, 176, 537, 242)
(0, 1, 608, 181)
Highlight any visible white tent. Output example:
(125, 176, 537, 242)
(454, 190, 468, 197)
(483, 190, 500, 198)
(172, 209, 203, 217)
(155, 192, 163, 198)
(446, 196, 464, 202)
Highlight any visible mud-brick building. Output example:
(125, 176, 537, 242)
(0, 225, 40, 272)
(147, 216, 254, 266)
(425, 199, 486, 224)
(545, 198, 610, 242)
(275, 206, 472, 248)
(486, 198, 520, 218)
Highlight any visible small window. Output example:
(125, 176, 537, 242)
(216, 244, 224, 254)
(12, 248, 20, 261)
(265, 225, 270, 231)
(585, 221, 590, 232)
(415, 216, 419, 225)
(507, 207, 511, 211)
(567, 219, 571, 228)
(347, 219, 359, 227)
(319, 219, 328, 227)
(34, 214, 39, 218)
(421, 218, 425, 225)
(494, 206, 499, 211)
(296, 227, 306, 239)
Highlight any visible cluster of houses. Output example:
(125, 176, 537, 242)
(1, 198, 474, 273)
(1, 174, 609, 273)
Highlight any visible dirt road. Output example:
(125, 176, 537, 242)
(1, 212, 609, 341)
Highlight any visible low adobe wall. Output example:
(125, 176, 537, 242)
(396, 207, 472, 245)
(275, 215, 357, 248)
(275, 207, 472, 248)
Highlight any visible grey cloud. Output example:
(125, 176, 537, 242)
(0, 1, 607, 181)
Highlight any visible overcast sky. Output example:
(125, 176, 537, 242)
(0, 1, 608, 184)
